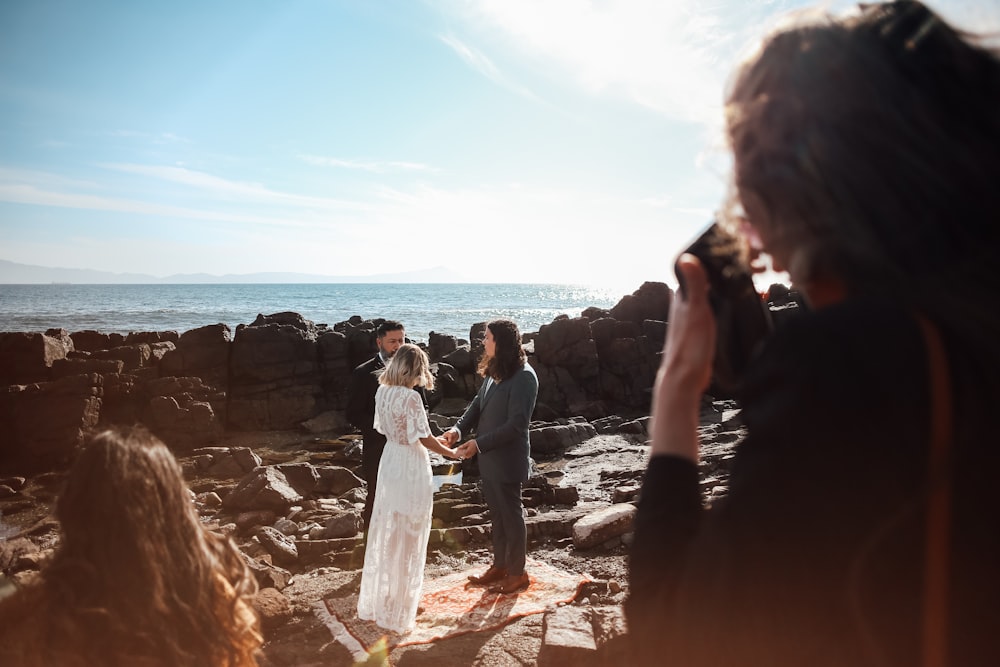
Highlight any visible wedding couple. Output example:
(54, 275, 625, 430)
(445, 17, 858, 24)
(353, 319, 539, 634)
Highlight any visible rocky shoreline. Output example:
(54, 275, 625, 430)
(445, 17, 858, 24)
(0, 281, 794, 665)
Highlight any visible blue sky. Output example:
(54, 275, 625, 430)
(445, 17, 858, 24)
(1, 0, 996, 289)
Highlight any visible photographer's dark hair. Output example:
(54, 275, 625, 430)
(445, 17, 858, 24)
(377, 320, 404, 338)
(478, 319, 526, 382)
(726, 0, 1000, 284)
(723, 0, 1000, 362)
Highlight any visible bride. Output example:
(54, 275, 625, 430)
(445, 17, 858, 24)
(356, 343, 461, 633)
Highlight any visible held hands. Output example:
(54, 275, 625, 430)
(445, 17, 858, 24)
(436, 430, 476, 459)
(436, 432, 463, 459)
(455, 440, 478, 460)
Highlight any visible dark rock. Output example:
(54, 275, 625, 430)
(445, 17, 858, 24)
(572, 504, 636, 550)
(310, 511, 361, 540)
(51, 357, 124, 378)
(591, 416, 624, 434)
(534, 318, 597, 373)
(194, 447, 262, 477)
(433, 497, 487, 524)
(441, 346, 473, 374)
(427, 331, 458, 362)
(0, 476, 26, 491)
(619, 417, 650, 435)
(539, 606, 596, 665)
(597, 336, 656, 408)
(611, 486, 639, 504)
(0, 537, 40, 573)
(257, 526, 299, 567)
(125, 331, 180, 346)
(299, 410, 349, 434)
(272, 518, 299, 536)
(70, 330, 113, 353)
(0, 331, 74, 385)
(609, 281, 672, 324)
(224, 467, 304, 511)
(530, 423, 598, 457)
(145, 396, 223, 451)
(228, 322, 322, 430)
(580, 306, 611, 321)
(235, 510, 279, 532)
(0, 373, 102, 473)
(250, 312, 316, 333)
(254, 587, 294, 629)
(276, 462, 320, 497)
(196, 491, 223, 508)
(297, 537, 362, 562)
(641, 319, 667, 348)
(244, 555, 293, 590)
(315, 466, 364, 496)
(159, 323, 231, 388)
(317, 330, 351, 413)
(92, 343, 151, 371)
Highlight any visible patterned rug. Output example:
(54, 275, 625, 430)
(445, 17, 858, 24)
(315, 558, 590, 661)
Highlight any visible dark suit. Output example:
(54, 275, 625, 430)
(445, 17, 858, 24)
(346, 353, 428, 531)
(455, 363, 538, 576)
(346, 354, 386, 531)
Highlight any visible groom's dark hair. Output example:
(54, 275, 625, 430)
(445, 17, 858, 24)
(377, 320, 404, 338)
(478, 319, 526, 382)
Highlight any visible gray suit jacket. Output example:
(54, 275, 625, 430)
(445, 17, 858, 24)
(455, 363, 539, 484)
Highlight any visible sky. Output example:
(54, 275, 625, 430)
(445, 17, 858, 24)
(1, 0, 997, 290)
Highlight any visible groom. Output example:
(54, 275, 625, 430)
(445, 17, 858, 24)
(442, 319, 538, 595)
(345, 320, 420, 533)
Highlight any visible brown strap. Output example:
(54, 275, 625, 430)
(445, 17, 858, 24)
(916, 316, 952, 667)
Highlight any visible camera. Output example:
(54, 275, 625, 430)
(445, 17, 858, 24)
(675, 221, 773, 395)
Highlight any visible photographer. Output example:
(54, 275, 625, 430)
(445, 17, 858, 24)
(626, 2, 1000, 665)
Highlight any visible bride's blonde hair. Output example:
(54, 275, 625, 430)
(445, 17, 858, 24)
(379, 343, 435, 390)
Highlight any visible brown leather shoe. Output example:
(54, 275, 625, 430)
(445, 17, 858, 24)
(489, 572, 530, 595)
(468, 565, 508, 586)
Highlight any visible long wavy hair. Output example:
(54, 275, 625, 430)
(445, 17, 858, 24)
(477, 319, 526, 382)
(380, 343, 435, 390)
(722, 0, 1000, 346)
(37, 426, 261, 666)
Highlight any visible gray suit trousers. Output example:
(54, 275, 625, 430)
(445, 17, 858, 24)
(481, 475, 526, 575)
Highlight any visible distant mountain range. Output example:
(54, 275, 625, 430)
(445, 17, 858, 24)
(0, 259, 471, 284)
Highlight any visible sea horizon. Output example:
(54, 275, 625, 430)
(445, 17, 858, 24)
(0, 282, 633, 342)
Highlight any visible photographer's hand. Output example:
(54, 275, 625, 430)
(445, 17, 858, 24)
(650, 254, 716, 463)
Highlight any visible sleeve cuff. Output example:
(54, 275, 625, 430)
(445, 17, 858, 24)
(639, 454, 701, 513)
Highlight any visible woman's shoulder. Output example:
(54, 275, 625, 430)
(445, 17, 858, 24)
(0, 583, 55, 664)
(742, 297, 928, 428)
(763, 297, 923, 363)
(515, 362, 538, 381)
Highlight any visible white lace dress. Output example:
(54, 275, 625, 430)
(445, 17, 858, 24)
(356, 384, 434, 633)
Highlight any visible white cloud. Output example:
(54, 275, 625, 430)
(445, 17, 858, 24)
(108, 129, 191, 144)
(437, 0, 758, 124)
(359, 181, 708, 288)
(0, 164, 710, 286)
(438, 34, 543, 101)
(0, 182, 333, 229)
(97, 163, 373, 212)
(298, 155, 439, 173)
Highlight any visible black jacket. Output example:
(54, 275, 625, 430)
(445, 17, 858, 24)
(626, 299, 1000, 666)
(345, 353, 429, 447)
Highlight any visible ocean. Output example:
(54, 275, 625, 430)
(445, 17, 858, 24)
(0, 283, 626, 342)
